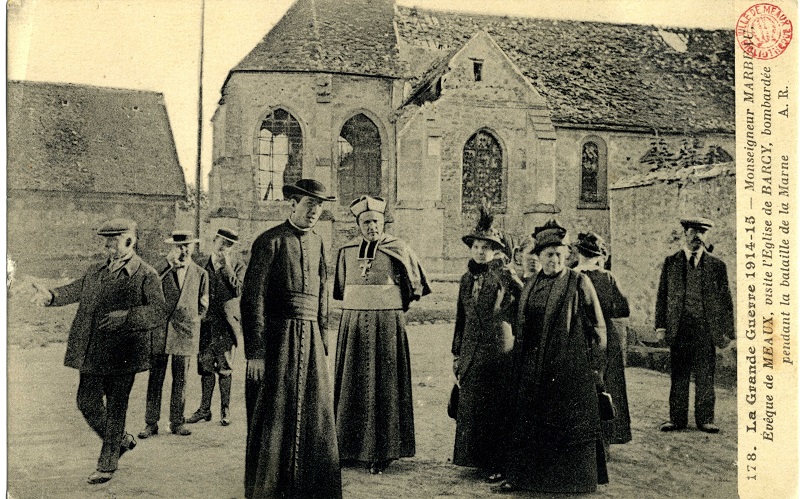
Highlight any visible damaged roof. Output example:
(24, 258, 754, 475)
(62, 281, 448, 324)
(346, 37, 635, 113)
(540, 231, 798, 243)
(8, 80, 186, 197)
(232, 0, 401, 78)
(395, 6, 734, 133)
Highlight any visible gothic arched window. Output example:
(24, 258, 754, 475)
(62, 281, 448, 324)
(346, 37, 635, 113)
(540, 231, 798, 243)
(258, 108, 303, 201)
(338, 114, 382, 204)
(462, 130, 503, 212)
(579, 137, 608, 206)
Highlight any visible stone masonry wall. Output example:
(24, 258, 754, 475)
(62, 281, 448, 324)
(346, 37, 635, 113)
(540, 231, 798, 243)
(8, 190, 179, 279)
(609, 163, 736, 332)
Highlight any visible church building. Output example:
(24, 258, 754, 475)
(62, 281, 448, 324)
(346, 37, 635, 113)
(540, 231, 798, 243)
(208, 0, 734, 273)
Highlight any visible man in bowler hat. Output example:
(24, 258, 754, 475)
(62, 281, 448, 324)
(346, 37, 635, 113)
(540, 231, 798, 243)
(187, 228, 245, 427)
(656, 217, 735, 433)
(138, 230, 209, 439)
(31, 219, 165, 484)
(241, 179, 342, 498)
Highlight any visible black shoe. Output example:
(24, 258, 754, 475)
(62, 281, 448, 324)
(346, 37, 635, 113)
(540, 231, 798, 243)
(170, 424, 192, 436)
(186, 410, 212, 424)
(137, 424, 158, 439)
(698, 423, 720, 433)
(87, 471, 114, 484)
(485, 472, 505, 483)
(491, 481, 519, 494)
(368, 460, 391, 475)
(659, 421, 686, 432)
(220, 407, 230, 427)
(119, 433, 136, 458)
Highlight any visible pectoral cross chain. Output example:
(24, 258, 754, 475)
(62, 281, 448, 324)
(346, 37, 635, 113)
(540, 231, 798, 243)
(359, 259, 373, 279)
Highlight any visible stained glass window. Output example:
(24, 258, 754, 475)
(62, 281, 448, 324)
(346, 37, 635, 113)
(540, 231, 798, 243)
(462, 130, 503, 211)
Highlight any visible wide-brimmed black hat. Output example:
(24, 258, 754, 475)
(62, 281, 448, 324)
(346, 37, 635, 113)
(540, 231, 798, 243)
(532, 219, 569, 254)
(574, 232, 606, 257)
(282, 178, 336, 202)
(462, 206, 505, 249)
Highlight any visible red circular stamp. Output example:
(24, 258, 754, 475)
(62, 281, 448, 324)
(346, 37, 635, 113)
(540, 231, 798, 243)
(736, 3, 793, 59)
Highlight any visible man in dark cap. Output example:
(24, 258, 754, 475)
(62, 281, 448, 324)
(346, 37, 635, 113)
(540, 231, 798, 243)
(656, 217, 734, 433)
(138, 230, 209, 439)
(187, 228, 245, 427)
(241, 179, 342, 499)
(31, 219, 165, 484)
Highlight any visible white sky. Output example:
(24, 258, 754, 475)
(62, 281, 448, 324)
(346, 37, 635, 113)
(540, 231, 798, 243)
(7, 0, 735, 187)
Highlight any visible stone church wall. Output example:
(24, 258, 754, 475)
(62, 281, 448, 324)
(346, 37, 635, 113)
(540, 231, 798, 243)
(609, 163, 736, 332)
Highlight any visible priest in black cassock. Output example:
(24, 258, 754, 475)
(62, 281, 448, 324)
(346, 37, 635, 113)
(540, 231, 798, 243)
(241, 179, 341, 499)
(333, 195, 431, 475)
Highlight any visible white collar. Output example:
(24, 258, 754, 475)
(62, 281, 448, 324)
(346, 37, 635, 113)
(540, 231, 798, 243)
(287, 218, 312, 233)
(682, 245, 704, 262)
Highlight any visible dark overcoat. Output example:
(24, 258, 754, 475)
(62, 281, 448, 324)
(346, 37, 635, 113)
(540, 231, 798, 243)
(451, 259, 522, 469)
(506, 268, 607, 493)
(50, 254, 165, 375)
(154, 260, 209, 356)
(200, 255, 245, 350)
(655, 250, 735, 348)
(241, 221, 341, 499)
(580, 268, 632, 444)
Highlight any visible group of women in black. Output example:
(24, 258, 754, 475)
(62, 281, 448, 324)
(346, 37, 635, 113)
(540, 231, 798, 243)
(451, 210, 631, 494)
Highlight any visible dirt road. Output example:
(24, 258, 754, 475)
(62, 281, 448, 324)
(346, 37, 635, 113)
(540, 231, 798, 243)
(7, 323, 737, 498)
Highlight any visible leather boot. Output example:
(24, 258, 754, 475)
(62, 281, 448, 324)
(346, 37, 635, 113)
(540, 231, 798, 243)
(187, 375, 215, 423)
(219, 374, 232, 426)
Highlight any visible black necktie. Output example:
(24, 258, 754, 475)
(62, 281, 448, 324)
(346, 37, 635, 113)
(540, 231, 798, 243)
(689, 252, 697, 268)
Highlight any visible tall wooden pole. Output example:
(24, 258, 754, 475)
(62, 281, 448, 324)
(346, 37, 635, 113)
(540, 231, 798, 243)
(194, 0, 205, 238)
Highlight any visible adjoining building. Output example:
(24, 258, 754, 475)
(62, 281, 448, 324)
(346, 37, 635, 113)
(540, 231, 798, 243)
(8, 80, 187, 277)
(208, 0, 734, 273)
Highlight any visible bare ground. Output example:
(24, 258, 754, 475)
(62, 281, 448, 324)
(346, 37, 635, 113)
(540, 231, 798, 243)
(7, 321, 737, 499)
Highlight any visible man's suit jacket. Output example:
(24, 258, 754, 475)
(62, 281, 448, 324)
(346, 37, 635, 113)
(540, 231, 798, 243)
(200, 255, 245, 348)
(155, 260, 209, 356)
(50, 254, 165, 375)
(655, 250, 735, 348)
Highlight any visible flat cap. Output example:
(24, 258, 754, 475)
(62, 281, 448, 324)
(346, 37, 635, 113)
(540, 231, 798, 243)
(97, 218, 137, 236)
(680, 217, 714, 230)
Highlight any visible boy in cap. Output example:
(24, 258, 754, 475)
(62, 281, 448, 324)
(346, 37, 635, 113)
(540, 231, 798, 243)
(656, 217, 734, 433)
(241, 179, 342, 499)
(333, 195, 431, 474)
(31, 219, 165, 484)
(138, 230, 209, 439)
(187, 228, 245, 427)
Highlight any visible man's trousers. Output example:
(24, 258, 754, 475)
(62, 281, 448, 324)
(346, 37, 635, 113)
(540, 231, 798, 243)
(77, 373, 136, 472)
(669, 318, 716, 427)
(145, 354, 191, 426)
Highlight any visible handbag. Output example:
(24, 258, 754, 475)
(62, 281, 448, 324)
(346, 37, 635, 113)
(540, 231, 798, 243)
(598, 391, 616, 421)
(447, 384, 459, 420)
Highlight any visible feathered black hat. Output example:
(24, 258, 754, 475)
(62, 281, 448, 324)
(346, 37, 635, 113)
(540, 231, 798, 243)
(462, 205, 505, 249)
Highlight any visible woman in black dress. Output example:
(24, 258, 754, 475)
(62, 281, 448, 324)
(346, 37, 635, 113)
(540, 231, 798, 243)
(496, 219, 608, 494)
(573, 232, 633, 455)
(451, 208, 523, 482)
